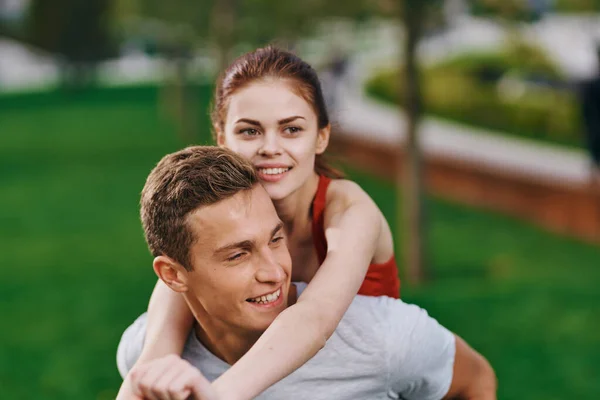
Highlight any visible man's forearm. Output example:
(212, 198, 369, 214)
(444, 335, 497, 400)
(457, 361, 496, 400)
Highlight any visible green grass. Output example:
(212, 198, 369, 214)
(357, 172, 600, 400)
(1, 86, 598, 399)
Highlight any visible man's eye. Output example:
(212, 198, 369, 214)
(271, 236, 284, 244)
(228, 253, 245, 261)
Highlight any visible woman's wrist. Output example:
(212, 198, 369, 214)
(211, 379, 243, 400)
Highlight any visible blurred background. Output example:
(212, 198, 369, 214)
(1, 0, 599, 398)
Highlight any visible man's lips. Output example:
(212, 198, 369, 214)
(246, 288, 282, 304)
(246, 287, 284, 308)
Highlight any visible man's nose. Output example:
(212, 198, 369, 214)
(255, 250, 286, 283)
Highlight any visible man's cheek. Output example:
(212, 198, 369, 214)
(277, 249, 292, 274)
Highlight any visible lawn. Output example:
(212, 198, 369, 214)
(1, 86, 598, 399)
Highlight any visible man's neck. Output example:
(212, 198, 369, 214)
(184, 285, 299, 365)
(193, 322, 262, 365)
(181, 296, 259, 365)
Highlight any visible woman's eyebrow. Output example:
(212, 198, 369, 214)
(278, 116, 305, 125)
(235, 118, 262, 127)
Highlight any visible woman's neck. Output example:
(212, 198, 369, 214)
(272, 172, 320, 235)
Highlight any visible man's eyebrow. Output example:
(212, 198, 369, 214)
(214, 240, 254, 255)
(278, 116, 305, 125)
(271, 221, 284, 238)
(235, 118, 262, 127)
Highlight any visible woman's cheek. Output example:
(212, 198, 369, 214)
(228, 140, 257, 159)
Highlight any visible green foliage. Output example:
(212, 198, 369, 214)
(27, 0, 116, 62)
(468, 0, 542, 21)
(114, 0, 214, 52)
(470, 0, 600, 17)
(366, 44, 583, 147)
(114, 0, 398, 53)
(26, 0, 117, 88)
(554, 0, 600, 12)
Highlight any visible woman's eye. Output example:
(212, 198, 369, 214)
(284, 126, 301, 135)
(240, 128, 259, 136)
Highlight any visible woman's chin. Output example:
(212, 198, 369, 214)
(262, 185, 289, 201)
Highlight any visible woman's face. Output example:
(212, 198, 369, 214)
(218, 79, 329, 201)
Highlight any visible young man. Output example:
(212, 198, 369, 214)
(117, 146, 496, 400)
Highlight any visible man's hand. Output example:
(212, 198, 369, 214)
(118, 354, 217, 400)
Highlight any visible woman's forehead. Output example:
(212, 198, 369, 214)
(226, 81, 315, 123)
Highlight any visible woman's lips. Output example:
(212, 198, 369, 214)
(256, 166, 291, 183)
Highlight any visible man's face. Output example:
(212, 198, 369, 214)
(183, 184, 292, 334)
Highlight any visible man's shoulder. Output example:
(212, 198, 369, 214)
(345, 294, 427, 325)
(343, 296, 455, 399)
(295, 283, 429, 336)
(336, 294, 433, 351)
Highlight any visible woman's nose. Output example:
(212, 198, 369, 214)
(258, 133, 282, 156)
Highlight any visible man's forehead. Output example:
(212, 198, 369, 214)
(188, 191, 253, 232)
(187, 187, 278, 247)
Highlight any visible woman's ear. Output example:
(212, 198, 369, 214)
(153, 255, 189, 293)
(316, 124, 331, 155)
(216, 129, 226, 147)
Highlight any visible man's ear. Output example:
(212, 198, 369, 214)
(316, 124, 331, 155)
(153, 255, 189, 293)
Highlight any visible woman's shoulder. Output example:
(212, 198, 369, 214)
(326, 178, 374, 206)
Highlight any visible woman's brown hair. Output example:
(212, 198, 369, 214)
(211, 46, 343, 179)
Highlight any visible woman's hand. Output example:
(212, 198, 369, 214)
(119, 354, 217, 400)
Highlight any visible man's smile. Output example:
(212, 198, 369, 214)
(246, 288, 283, 307)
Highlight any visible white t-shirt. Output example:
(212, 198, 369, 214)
(118, 286, 455, 400)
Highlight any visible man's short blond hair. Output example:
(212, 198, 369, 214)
(140, 146, 258, 270)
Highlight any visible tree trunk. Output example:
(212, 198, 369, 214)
(158, 44, 197, 145)
(399, 0, 428, 284)
(211, 0, 237, 72)
(173, 56, 197, 144)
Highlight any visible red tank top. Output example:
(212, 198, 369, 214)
(311, 175, 401, 298)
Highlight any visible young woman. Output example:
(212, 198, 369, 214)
(129, 46, 400, 399)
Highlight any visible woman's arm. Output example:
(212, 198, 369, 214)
(211, 180, 382, 400)
(135, 280, 194, 364)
